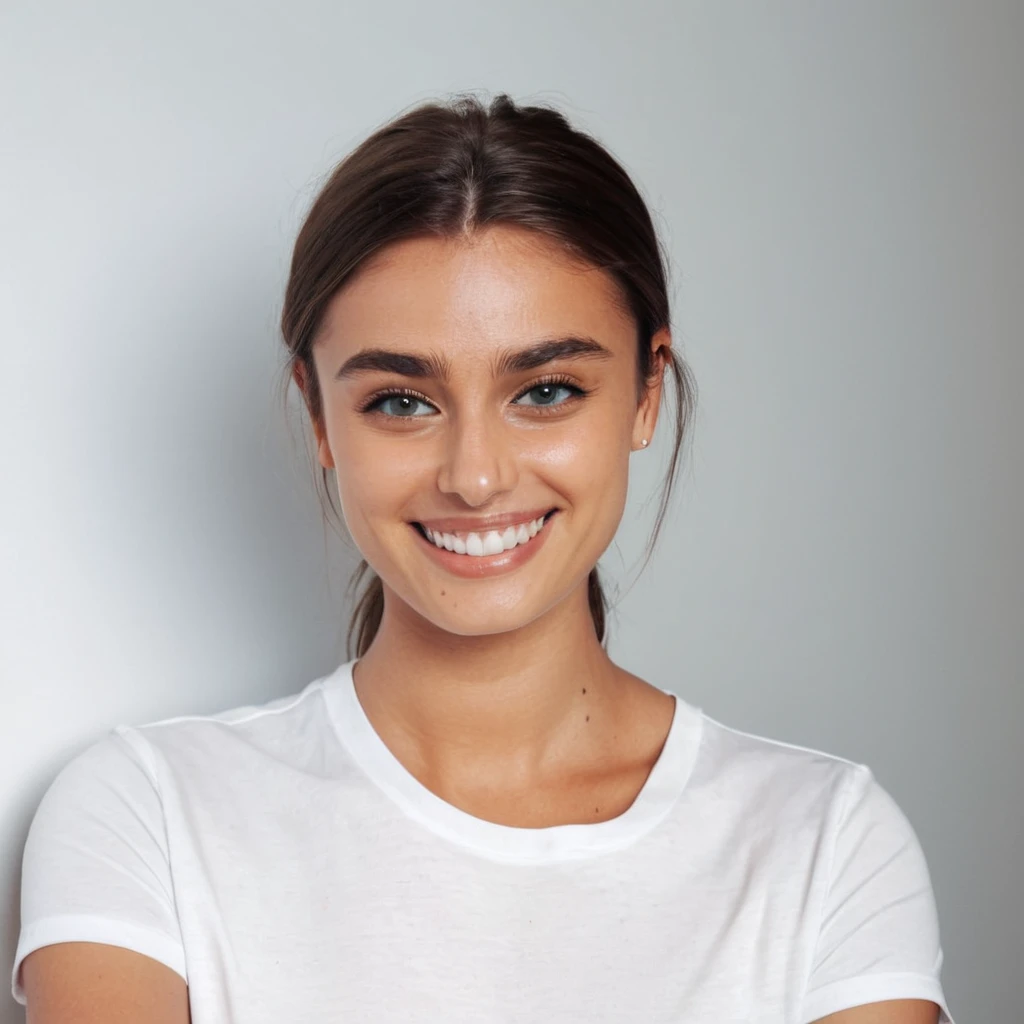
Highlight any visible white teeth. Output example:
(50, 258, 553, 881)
(482, 532, 504, 556)
(422, 514, 552, 557)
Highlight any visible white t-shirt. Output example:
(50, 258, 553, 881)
(12, 659, 954, 1022)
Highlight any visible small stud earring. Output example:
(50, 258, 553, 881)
(640, 439, 648, 447)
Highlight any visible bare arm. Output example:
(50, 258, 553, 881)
(814, 999, 941, 1024)
(21, 942, 190, 1024)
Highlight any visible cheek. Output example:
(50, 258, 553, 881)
(327, 424, 434, 538)
(529, 415, 631, 511)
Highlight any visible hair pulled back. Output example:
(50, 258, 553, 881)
(280, 92, 697, 659)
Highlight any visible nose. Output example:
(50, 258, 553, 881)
(435, 407, 519, 507)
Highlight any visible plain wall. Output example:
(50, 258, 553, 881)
(2, 2, 1021, 1020)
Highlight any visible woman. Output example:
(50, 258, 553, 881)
(13, 93, 953, 1023)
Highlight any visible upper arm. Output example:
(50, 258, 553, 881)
(12, 729, 189, 1008)
(22, 942, 190, 1024)
(813, 998, 940, 1023)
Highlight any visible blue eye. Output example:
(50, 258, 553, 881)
(362, 379, 587, 418)
(366, 393, 436, 417)
(513, 382, 580, 407)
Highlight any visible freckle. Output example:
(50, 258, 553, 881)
(582, 687, 586, 694)
(440, 590, 445, 596)
(585, 715, 590, 722)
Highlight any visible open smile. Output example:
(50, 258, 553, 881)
(409, 509, 559, 578)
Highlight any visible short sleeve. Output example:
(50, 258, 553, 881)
(11, 727, 187, 1006)
(799, 764, 954, 1023)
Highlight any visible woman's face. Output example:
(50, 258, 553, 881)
(304, 224, 667, 637)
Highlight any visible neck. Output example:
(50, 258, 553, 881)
(350, 578, 627, 786)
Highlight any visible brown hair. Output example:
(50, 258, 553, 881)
(279, 92, 698, 659)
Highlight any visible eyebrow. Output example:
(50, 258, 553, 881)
(333, 335, 614, 382)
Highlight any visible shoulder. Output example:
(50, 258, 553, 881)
(691, 711, 864, 814)
(134, 670, 333, 736)
(116, 667, 345, 779)
(683, 711, 949, 1018)
(683, 710, 925, 862)
(31, 665, 347, 821)
(686, 723, 955, 1021)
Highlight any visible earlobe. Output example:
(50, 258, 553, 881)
(317, 436, 336, 471)
(311, 415, 335, 470)
(631, 395, 655, 452)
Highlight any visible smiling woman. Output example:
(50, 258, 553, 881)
(290, 216, 676, 631)
(281, 95, 692, 656)
(13, 93, 953, 1024)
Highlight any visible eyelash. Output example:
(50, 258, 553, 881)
(357, 374, 591, 417)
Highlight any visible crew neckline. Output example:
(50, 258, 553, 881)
(321, 658, 703, 864)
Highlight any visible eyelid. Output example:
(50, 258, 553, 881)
(358, 386, 437, 415)
(511, 372, 582, 401)
(510, 373, 589, 409)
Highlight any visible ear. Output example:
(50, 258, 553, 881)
(631, 327, 671, 451)
(292, 361, 336, 470)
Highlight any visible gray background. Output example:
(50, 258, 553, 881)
(2, 2, 1021, 1020)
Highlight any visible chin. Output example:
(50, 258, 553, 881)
(398, 572, 583, 639)
(414, 595, 549, 639)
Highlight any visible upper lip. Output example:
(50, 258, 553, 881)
(414, 507, 557, 533)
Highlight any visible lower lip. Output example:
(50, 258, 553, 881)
(410, 512, 558, 579)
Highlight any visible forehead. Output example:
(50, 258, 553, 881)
(316, 225, 635, 356)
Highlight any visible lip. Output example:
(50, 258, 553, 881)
(414, 506, 557, 534)
(410, 510, 559, 579)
